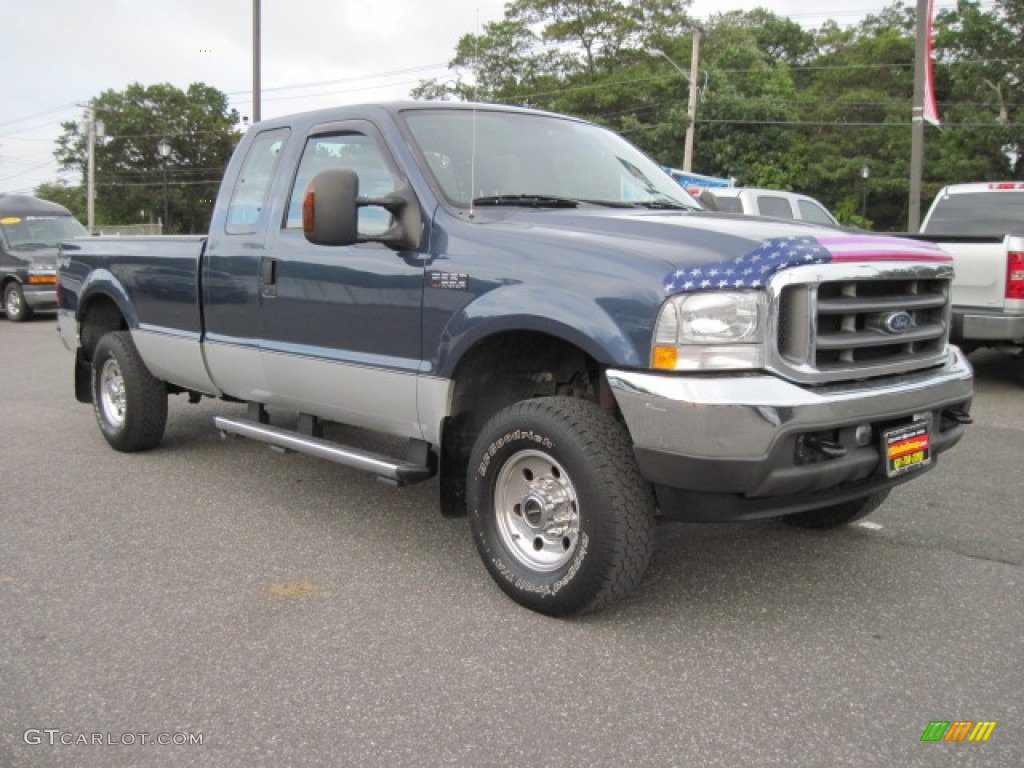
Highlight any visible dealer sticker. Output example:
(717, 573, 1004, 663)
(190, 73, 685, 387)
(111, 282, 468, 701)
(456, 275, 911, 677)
(883, 420, 932, 477)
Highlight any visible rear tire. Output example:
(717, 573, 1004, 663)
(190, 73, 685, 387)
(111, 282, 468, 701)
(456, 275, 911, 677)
(3, 282, 33, 322)
(91, 331, 168, 452)
(782, 489, 890, 530)
(468, 397, 655, 616)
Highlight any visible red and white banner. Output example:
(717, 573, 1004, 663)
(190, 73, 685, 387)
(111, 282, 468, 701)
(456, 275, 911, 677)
(923, 0, 940, 126)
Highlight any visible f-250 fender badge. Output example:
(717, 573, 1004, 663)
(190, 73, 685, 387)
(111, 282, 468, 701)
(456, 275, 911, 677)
(430, 272, 469, 291)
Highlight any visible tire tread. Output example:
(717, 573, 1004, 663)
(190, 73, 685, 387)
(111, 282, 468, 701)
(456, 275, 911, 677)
(92, 331, 168, 452)
(470, 396, 655, 615)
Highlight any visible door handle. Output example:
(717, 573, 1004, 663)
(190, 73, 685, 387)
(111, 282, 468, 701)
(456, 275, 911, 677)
(260, 257, 278, 298)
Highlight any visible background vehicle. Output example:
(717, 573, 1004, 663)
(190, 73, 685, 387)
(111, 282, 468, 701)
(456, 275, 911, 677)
(915, 182, 1024, 353)
(57, 102, 972, 615)
(697, 187, 840, 226)
(1, 194, 88, 322)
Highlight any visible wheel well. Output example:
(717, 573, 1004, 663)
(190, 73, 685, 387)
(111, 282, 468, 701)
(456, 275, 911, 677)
(79, 296, 128, 360)
(439, 331, 613, 517)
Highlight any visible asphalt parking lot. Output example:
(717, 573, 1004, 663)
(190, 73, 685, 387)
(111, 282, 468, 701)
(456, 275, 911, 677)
(1, 316, 1021, 768)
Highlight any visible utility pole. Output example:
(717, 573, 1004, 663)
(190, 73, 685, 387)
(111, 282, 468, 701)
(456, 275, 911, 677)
(684, 28, 701, 174)
(908, 0, 930, 231)
(253, 0, 262, 123)
(80, 107, 104, 232)
(653, 29, 702, 173)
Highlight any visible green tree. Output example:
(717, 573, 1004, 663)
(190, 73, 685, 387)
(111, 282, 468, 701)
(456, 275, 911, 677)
(34, 181, 85, 220)
(691, 11, 802, 186)
(52, 82, 240, 233)
(415, 0, 1020, 229)
(933, 0, 1023, 184)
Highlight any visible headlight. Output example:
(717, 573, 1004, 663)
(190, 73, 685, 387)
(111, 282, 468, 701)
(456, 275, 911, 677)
(652, 291, 766, 370)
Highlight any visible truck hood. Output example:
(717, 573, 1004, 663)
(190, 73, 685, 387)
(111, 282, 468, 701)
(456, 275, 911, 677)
(471, 207, 950, 293)
(4, 243, 59, 268)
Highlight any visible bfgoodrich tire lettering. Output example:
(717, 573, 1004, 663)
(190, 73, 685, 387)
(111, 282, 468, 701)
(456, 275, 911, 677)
(91, 331, 168, 452)
(468, 397, 655, 616)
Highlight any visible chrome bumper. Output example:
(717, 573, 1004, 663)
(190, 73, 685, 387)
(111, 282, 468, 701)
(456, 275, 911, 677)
(23, 286, 57, 309)
(955, 308, 1024, 343)
(607, 348, 974, 519)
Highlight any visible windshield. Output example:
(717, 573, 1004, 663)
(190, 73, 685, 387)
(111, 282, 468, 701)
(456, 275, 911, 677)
(403, 108, 699, 210)
(922, 190, 1024, 236)
(0, 215, 89, 247)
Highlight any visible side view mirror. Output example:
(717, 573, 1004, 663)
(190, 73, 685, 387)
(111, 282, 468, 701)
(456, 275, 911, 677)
(302, 169, 421, 250)
(303, 169, 359, 246)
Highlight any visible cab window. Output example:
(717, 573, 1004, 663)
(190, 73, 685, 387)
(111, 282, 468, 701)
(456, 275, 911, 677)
(285, 132, 398, 237)
(798, 199, 836, 225)
(225, 128, 289, 235)
(757, 195, 795, 219)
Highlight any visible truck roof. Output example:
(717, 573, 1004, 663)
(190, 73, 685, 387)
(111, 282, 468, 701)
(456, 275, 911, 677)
(248, 100, 589, 132)
(0, 193, 76, 218)
(934, 182, 1024, 195)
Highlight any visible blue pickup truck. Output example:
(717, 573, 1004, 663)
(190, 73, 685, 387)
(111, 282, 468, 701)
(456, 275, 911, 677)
(57, 102, 974, 615)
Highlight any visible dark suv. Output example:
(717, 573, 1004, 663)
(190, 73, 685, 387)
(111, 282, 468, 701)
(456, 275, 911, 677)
(1, 195, 88, 321)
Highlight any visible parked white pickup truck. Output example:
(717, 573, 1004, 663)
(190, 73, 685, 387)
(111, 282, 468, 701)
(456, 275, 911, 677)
(917, 182, 1024, 352)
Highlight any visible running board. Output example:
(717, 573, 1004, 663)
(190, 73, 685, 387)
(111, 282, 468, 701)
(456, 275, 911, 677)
(214, 416, 435, 485)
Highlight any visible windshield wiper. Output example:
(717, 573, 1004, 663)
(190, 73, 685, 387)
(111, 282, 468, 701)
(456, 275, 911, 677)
(472, 194, 580, 209)
(627, 200, 696, 211)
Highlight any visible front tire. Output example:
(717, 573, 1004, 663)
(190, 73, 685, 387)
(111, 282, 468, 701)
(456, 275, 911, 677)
(3, 282, 33, 322)
(782, 489, 891, 530)
(91, 331, 168, 452)
(468, 397, 655, 616)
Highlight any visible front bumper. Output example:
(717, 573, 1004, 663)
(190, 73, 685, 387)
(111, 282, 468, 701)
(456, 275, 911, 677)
(608, 347, 974, 521)
(22, 285, 57, 310)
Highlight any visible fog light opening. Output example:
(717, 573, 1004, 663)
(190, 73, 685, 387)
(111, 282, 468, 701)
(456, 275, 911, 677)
(855, 425, 873, 447)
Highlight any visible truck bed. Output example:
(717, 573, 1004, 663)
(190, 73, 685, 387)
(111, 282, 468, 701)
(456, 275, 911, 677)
(60, 235, 208, 334)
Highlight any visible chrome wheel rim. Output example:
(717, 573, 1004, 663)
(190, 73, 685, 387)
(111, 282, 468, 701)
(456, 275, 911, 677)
(99, 358, 127, 428)
(494, 449, 580, 572)
(5, 287, 21, 316)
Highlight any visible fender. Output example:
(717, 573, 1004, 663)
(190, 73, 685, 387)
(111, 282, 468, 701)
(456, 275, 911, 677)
(76, 268, 140, 329)
(433, 283, 645, 378)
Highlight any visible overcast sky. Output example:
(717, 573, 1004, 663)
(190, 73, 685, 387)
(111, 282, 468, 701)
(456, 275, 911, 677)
(0, 1, 925, 196)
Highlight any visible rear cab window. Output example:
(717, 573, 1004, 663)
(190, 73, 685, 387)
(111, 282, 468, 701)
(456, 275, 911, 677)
(225, 128, 290, 235)
(923, 190, 1024, 235)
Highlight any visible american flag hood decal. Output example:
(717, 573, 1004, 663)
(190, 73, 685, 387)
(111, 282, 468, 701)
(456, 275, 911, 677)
(663, 234, 951, 296)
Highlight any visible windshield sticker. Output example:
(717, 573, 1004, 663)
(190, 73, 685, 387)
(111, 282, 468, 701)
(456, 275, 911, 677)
(1, 217, 22, 224)
(664, 234, 951, 295)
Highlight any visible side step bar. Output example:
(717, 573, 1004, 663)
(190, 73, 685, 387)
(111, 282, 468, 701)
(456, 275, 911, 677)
(214, 416, 435, 486)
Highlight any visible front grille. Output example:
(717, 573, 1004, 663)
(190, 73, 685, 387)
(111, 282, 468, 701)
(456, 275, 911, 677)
(772, 263, 953, 383)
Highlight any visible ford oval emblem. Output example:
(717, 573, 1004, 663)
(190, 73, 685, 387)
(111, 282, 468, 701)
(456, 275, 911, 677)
(883, 311, 914, 334)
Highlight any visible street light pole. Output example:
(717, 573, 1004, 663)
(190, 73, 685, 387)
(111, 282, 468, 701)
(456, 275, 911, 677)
(653, 30, 701, 173)
(861, 164, 871, 221)
(157, 138, 171, 234)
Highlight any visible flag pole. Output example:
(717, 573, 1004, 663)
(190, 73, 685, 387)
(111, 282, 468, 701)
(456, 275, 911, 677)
(908, 0, 935, 231)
